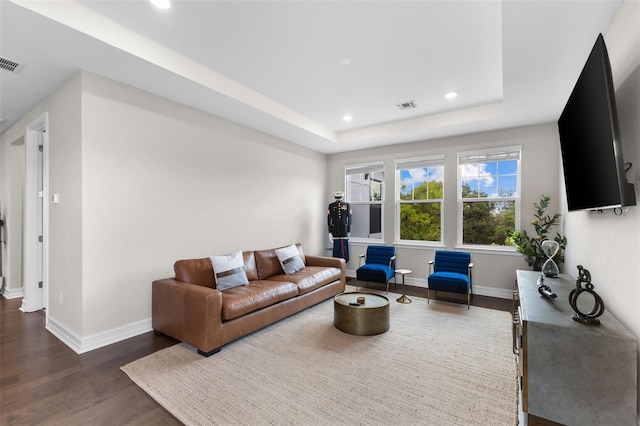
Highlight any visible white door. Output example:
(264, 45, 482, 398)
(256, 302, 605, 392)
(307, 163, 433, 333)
(21, 114, 48, 313)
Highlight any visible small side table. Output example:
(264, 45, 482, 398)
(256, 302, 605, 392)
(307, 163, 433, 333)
(395, 269, 412, 304)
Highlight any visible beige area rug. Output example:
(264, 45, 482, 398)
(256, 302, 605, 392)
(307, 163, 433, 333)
(122, 290, 518, 425)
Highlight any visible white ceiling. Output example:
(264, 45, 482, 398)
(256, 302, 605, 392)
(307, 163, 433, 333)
(0, 0, 623, 154)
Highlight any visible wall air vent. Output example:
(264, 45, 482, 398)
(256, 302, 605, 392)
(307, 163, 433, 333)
(0, 57, 25, 73)
(396, 100, 417, 111)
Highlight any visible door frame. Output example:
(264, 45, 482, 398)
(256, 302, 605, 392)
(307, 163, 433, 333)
(20, 113, 49, 314)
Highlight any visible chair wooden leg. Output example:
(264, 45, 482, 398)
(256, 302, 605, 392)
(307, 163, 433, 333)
(467, 293, 471, 309)
(427, 288, 430, 304)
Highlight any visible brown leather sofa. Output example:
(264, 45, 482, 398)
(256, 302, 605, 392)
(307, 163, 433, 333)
(152, 244, 345, 356)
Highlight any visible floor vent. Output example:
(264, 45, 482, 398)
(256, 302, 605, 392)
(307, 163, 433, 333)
(0, 57, 25, 73)
(396, 100, 417, 110)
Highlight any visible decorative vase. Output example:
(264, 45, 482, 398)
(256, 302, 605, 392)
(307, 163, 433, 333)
(541, 240, 560, 277)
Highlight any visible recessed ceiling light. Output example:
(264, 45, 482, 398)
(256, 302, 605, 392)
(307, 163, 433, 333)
(342, 115, 352, 122)
(338, 56, 351, 65)
(149, 0, 171, 9)
(445, 91, 459, 100)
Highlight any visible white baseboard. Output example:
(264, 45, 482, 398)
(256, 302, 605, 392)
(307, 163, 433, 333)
(472, 285, 514, 300)
(346, 269, 514, 300)
(46, 315, 152, 354)
(1, 287, 24, 299)
(46, 316, 83, 353)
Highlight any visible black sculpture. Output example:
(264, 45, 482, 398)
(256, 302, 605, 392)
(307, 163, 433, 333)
(569, 265, 605, 325)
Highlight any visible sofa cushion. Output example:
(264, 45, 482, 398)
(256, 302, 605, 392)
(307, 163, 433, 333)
(174, 258, 215, 288)
(220, 280, 299, 321)
(210, 251, 249, 291)
(255, 243, 306, 280)
(174, 252, 257, 288)
(242, 251, 259, 281)
(267, 266, 342, 296)
(275, 244, 305, 275)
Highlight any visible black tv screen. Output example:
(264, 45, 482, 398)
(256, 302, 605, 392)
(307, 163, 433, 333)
(558, 33, 635, 211)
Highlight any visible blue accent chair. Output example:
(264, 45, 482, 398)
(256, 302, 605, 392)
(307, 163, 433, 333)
(356, 245, 397, 293)
(427, 250, 473, 309)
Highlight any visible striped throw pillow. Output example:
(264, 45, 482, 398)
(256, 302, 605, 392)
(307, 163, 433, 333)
(275, 244, 305, 275)
(210, 251, 249, 291)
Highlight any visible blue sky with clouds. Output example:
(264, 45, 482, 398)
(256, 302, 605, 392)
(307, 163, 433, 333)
(460, 160, 518, 198)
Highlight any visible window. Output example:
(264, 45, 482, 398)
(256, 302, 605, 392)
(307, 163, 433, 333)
(346, 162, 384, 240)
(458, 146, 521, 246)
(396, 155, 444, 244)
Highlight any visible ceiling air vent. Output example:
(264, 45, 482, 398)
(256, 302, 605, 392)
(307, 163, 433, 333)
(0, 57, 25, 73)
(396, 100, 417, 111)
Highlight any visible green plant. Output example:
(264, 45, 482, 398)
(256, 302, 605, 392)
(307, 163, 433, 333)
(505, 195, 567, 271)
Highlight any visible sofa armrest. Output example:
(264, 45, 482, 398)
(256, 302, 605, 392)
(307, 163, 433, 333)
(152, 278, 223, 353)
(305, 254, 345, 269)
(305, 255, 346, 286)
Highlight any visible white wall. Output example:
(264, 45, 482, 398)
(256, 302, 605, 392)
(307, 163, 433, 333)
(562, 0, 640, 415)
(1, 75, 84, 334)
(79, 72, 327, 339)
(0, 71, 328, 351)
(47, 76, 84, 336)
(0, 135, 24, 299)
(327, 123, 562, 297)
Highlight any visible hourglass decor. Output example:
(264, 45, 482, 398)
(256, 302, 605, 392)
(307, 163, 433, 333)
(541, 240, 560, 277)
(569, 265, 605, 325)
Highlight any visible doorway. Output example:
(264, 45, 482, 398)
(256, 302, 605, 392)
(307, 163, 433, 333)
(20, 113, 49, 314)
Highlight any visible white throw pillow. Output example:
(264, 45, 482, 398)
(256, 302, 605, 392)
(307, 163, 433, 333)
(275, 244, 305, 275)
(210, 251, 249, 291)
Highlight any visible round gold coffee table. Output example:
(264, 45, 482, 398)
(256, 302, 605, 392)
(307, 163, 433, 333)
(334, 292, 390, 336)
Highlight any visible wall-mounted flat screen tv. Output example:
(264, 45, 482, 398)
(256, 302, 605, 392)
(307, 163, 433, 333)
(558, 33, 635, 211)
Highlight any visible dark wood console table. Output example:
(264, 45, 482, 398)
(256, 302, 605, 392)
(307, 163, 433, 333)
(514, 270, 637, 425)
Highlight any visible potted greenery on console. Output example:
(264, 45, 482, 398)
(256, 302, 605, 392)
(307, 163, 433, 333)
(506, 195, 567, 273)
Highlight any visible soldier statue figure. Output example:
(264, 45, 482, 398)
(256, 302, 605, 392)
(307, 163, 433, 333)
(327, 191, 352, 262)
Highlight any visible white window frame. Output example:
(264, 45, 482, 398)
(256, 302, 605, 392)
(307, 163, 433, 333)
(345, 161, 385, 243)
(457, 146, 522, 250)
(395, 155, 445, 246)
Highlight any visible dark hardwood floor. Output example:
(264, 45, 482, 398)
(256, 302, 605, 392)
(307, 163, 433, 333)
(0, 297, 181, 425)
(1, 280, 511, 425)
